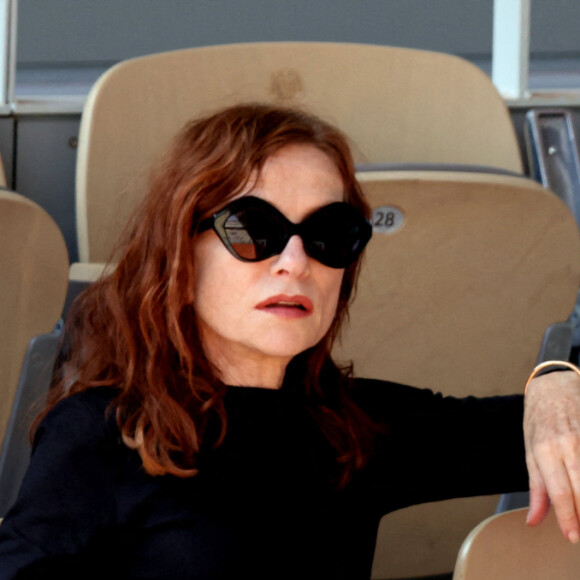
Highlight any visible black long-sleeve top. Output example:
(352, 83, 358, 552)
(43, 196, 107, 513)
(0, 377, 528, 579)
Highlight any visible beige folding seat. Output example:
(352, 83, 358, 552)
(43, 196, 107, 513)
(453, 507, 580, 580)
(0, 190, 69, 513)
(332, 170, 580, 578)
(73, 41, 522, 277)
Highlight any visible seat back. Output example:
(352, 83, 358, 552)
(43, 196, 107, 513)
(0, 327, 64, 516)
(453, 508, 580, 580)
(75, 41, 522, 264)
(0, 191, 69, 452)
(331, 170, 580, 578)
(336, 170, 580, 395)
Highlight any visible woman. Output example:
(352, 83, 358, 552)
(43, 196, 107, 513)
(1, 103, 580, 579)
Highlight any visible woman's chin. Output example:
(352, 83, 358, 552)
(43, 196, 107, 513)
(253, 331, 322, 360)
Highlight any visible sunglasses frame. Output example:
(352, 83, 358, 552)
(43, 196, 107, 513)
(197, 196, 372, 269)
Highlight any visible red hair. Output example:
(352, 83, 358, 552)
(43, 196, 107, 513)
(43, 104, 378, 486)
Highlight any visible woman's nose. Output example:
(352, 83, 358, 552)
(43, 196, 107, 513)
(270, 235, 310, 277)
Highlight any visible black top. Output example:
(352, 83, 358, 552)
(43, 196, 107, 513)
(0, 378, 527, 579)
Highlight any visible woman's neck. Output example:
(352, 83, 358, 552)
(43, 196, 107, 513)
(204, 344, 290, 390)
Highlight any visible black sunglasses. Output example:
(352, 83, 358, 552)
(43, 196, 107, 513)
(197, 196, 372, 269)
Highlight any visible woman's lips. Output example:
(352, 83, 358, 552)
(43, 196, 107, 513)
(255, 294, 314, 318)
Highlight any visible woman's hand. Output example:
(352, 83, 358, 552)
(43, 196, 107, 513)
(524, 370, 580, 542)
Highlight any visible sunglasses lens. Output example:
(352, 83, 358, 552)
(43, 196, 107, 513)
(223, 206, 284, 261)
(303, 205, 371, 268)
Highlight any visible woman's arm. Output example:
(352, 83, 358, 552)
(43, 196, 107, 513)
(524, 370, 580, 543)
(0, 389, 121, 579)
(352, 379, 529, 512)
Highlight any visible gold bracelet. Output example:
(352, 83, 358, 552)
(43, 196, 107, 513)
(524, 360, 580, 395)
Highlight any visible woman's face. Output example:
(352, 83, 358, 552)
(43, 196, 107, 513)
(192, 144, 345, 388)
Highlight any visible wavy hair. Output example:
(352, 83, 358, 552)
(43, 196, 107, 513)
(42, 103, 378, 486)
